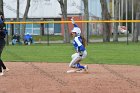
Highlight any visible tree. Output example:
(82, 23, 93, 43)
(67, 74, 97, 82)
(22, 0, 31, 36)
(100, 0, 111, 42)
(0, 0, 3, 13)
(132, 1, 140, 42)
(58, 0, 70, 43)
(113, 0, 119, 42)
(82, 0, 89, 43)
(16, 0, 20, 34)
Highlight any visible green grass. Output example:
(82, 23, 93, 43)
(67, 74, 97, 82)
(87, 42, 140, 65)
(2, 43, 140, 65)
(32, 35, 64, 41)
(89, 34, 128, 40)
(8, 35, 64, 42)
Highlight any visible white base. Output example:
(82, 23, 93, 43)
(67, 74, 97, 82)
(66, 69, 87, 73)
(66, 70, 76, 73)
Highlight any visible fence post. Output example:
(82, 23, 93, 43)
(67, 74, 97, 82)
(6, 24, 9, 45)
(47, 23, 49, 46)
(87, 22, 89, 45)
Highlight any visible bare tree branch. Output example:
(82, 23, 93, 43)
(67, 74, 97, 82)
(100, 0, 111, 42)
(22, 0, 31, 36)
(57, 0, 70, 43)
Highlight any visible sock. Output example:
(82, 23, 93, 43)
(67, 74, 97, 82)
(76, 63, 85, 69)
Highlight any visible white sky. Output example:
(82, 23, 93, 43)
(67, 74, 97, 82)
(3, 0, 102, 18)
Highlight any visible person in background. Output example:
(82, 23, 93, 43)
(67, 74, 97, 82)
(23, 33, 33, 45)
(12, 33, 21, 45)
(0, 12, 9, 76)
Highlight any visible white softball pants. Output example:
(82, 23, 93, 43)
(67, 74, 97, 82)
(69, 50, 87, 68)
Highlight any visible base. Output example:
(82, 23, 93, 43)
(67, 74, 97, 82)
(66, 69, 88, 73)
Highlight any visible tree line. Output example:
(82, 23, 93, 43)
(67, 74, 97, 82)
(0, 0, 139, 43)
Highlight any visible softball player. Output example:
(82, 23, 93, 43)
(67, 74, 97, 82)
(0, 12, 9, 76)
(68, 17, 88, 73)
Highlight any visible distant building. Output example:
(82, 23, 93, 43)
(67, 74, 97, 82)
(4, 0, 102, 36)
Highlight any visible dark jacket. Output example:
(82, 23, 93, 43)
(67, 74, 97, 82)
(0, 12, 6, 61)
(0, 16, 7, 39)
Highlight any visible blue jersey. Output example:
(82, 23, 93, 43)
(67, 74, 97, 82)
(73, 36, 85, 52)
(73, 24, 78, 27)
(24, 34, 32, 41)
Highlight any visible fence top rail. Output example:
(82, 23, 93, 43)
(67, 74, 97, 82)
(5, 20, 140, 24)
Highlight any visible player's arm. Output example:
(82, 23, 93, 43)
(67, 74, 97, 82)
(71, 17, 78, 27)
(0, 16, 7, 35)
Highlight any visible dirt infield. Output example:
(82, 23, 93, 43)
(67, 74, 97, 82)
(0, 62, 140, 93)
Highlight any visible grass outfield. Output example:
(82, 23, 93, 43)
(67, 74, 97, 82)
(2, 42, 140, 65)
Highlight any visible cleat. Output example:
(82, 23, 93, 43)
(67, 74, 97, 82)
(84, 65, 88, 72)
(3, 68, 10, 72)
(0, 72, 4, 76)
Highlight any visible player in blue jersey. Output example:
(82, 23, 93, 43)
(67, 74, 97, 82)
(67, 17, 88, 73)
(23, 33, 33, 45)
(0, 12, 9, 76)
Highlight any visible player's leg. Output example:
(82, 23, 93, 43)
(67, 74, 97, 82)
(69, 53, 81, 68)
(68, 51, 88, 72)
(12, 39, 16, 45)
(75, 50, 88, 71)
(0, 61, 3, 75)
(81, 50, 87, 59)
(69, 53, 86, 70)
(75, 63, 85, 69)
(0, 46, 5, 76)
(82, 50, 88, 71)
(0, 45, 6, 70)
(71, 53, 78, 59)
(0, 59, 6, 69)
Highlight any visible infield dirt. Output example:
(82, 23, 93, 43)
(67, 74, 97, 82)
(0, 62, 140, 93)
